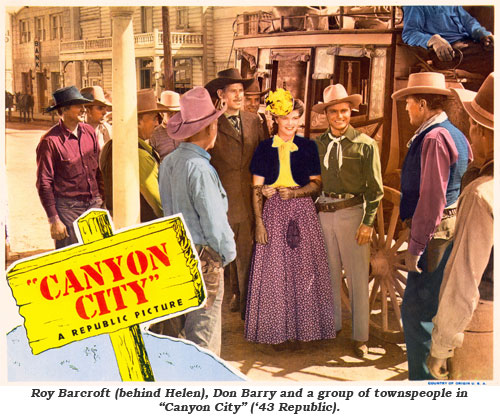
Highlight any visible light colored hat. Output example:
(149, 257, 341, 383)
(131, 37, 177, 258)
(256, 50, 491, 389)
(244, 79, 270, 97)
(137, 89, 169, 115)
(80, 85, 112, 107)
(392, 72, 452, 100)
(167, 87, 227, 140)
(312, 84, 362, 113)
(160, 90, 181, 111)
(451, 73, 494, 130)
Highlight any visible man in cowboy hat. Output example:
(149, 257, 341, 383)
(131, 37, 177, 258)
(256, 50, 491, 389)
(205, 68, 265, 318)
(36, 85, 103, 249)
(80, 85, 112, 151)
(150, 90, 182, 162)
(427, 73, 494, 380)
(100, 89, 166, 223)
(313, 84, 384, 358)
(154, 86, 236, 355)
(244, 78, 271, 139)
(392, 72, 472, 380)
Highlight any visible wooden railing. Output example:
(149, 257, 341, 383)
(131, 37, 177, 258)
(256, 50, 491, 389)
(60, 30, 203, 53)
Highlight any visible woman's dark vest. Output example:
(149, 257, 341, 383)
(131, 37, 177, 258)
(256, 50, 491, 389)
(400, 120, 469, 222)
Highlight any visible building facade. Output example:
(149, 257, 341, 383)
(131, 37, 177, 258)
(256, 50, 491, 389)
(9, 6, 269, 113)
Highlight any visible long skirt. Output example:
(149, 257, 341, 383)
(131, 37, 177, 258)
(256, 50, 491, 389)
(244, 193, 336, 344)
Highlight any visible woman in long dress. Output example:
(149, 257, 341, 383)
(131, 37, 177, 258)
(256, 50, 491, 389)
(244, 89, 335, 346)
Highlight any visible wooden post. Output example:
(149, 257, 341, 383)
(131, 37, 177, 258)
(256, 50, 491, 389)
(76, 210, 155, 381)
(162, 6, 174, 90)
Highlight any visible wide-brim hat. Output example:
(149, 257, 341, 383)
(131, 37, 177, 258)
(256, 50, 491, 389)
(160, 90, 181, 111)
(451, 73, 494, 130)
(312, 84, 362, 113)
(45, 86, 92, 112)
(80, 85, 112, 107)
(167, 86, 227, 140)
(205, 68, 254, 97)
(244, 79, 270, 97)
(137, 89, 169, 115)
(392, 72, 452, 100)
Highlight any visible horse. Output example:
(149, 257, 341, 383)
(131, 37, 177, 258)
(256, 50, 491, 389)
(15, 92, 34, 122)
(5, 91, 14, 122)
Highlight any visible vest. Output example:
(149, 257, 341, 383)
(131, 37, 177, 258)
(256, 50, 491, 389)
(400, 120, 469, 222)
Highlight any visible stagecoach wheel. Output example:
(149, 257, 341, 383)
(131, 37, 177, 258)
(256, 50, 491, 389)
(368, 186, 409, 341)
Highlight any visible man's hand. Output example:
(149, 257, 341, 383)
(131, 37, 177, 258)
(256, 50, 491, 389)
(428, 34, 455, 61)
(481, 34, 494, 50)
(355, 224, 373, 245)
(426, 355, 449, 380)
(405, 251, 422, 273)
(262, 185, 276, 198)
(278, 187, 295, 200)
(255, 219, 268, 244)
(50, 219, 69, 241)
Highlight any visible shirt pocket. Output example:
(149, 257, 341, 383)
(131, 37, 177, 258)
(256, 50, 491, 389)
(60, 157, 84, 179)
(341, 155, 363, 176)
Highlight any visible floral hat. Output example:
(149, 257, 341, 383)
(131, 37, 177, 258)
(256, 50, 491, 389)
(265, 88, 294, 116)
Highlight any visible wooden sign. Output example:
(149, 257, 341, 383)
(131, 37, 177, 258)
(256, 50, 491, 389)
(34, 39, 41, 71)
(7, 210, 205, 380)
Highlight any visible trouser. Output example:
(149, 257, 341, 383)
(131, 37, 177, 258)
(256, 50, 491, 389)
(319, 204, 370, 342)
(150, 246, 225, 356)
(228, 218, 254, 319)
(55, 196, 104, 249)
(402, 239, 453, 380)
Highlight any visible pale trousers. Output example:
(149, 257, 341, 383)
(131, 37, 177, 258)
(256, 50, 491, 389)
(319, 204, 370, 342)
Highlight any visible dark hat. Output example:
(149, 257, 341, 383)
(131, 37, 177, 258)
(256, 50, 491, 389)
(46, 86, 92, 112)
(244, 79, 270, 97)
(205, 68, 254, 97)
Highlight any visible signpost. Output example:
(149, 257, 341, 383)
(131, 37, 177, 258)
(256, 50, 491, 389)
(7, 209, 206, 381)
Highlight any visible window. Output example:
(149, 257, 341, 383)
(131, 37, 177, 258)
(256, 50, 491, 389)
(35, 17, 45, 41)
(176, 7, 189, 29)
(50, 14, 63, 40)
(173, 58, 192, 93)
(141, 6, 153, 33)
(140, 59, 153, 89)
(20, 19, 31, 43)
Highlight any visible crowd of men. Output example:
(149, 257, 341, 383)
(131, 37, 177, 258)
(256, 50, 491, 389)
(34, 5, 493, 380)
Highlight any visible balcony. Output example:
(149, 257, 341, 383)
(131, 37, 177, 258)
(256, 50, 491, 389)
(59, 29, 203, 60)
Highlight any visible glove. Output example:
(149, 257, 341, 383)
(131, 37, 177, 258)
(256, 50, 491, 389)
(255, 219, 268, 245)
(426, 355, 449, 380)
(480, 35, 494, 50)
(261, 185, 276, 198)
(405, 251, 422, 273)
(428, 34, 455, 61)
(278, 179, 322, 200)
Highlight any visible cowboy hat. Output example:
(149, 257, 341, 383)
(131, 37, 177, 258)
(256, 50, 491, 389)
(167, 87, 227, 140)
(392, 72, 452, 100)
(45, 86, 92, 112)
(451, 73, 494, 130)
(137, 89, 169, 114)
(160, 90, 181, 111)
(80, 85, 112, 107)
(312, 84, 362, 113)
(205, 68, 254, 97)
(244, 79, 270, 96)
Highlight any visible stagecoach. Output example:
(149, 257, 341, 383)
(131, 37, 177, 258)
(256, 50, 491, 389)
(230, 6, 483, 341)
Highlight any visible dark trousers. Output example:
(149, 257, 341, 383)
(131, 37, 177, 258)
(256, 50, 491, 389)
(55, 196, 103, 249)
(401, 239, 453, 380)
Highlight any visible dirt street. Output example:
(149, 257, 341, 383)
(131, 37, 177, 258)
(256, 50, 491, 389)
(4, 119, 408, 382)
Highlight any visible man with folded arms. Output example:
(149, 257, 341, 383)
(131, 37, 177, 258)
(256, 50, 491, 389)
(313, 84, 383, 358)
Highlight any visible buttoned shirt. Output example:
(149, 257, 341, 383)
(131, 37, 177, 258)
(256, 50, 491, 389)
(159, 142, 236, 266)
(430, 161, 493, 358)
(315, 125, 383, 226)
(150, 124, 183, 162)
(94, 121, 112, 151)
(402, 6, 491, 48)
(36, 119, 102, 220)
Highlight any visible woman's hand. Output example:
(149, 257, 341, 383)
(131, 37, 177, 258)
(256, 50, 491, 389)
(278, 187, 295, 200)
(262, 185, 276, 198)
(255, 219, 268, 244)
